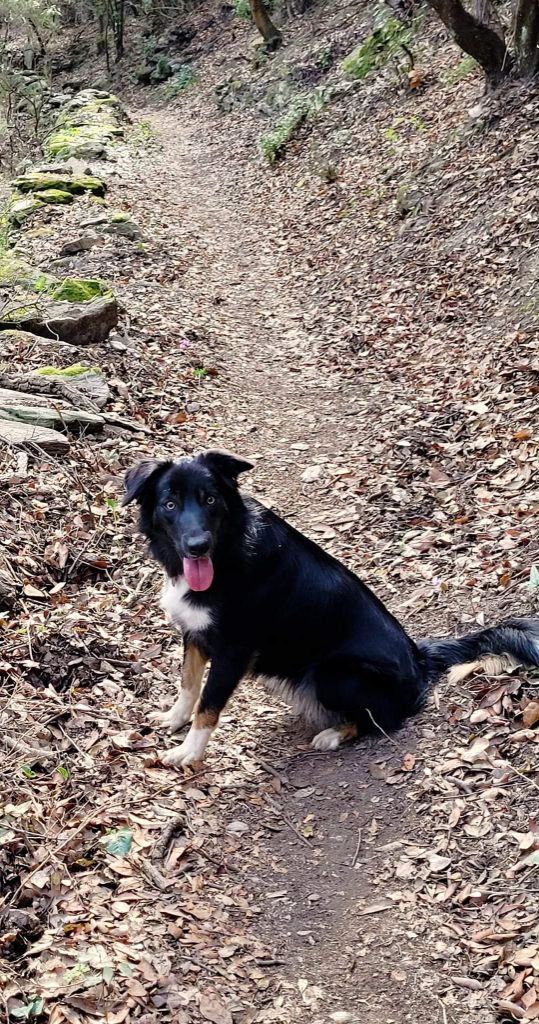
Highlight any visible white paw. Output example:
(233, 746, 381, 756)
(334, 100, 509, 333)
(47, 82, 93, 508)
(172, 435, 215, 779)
(149, 707, 191, 734)
(311, 727, 342, 752)
(160, 726, 211, 768)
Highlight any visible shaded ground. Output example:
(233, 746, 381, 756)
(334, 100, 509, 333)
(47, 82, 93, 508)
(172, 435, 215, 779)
(2, 3, 539, 1022)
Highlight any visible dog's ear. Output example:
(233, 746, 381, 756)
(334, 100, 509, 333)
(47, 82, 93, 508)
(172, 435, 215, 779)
(201, 450, 253, 485)
(122, 460, 165, 506)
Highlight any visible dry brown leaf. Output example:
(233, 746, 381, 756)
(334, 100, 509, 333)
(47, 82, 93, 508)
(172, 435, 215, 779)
(199, 994, 233, 1024)
(523, 701, 539, 728)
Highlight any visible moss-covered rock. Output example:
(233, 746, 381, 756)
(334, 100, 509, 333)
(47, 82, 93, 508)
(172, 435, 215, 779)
(47, 125, 120, 159)
(104, 214, 143, 241)
(12, 172, 106, 197)
(50, 278, 111, 302)
(35, 362, 103, 378)
(0, 254, 38, 287)
(9, 196, 44, 226)
(42, 89, 124, 161)
(34, 189, 74, 205)
(0, 295, 119, 345)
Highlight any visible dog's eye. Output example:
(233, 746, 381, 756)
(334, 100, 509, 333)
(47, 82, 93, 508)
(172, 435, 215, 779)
(165, 500, 176, 510)
(206, 496, 216, 506)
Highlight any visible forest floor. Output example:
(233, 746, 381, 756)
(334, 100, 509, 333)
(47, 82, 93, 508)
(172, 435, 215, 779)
(2, 3, 539, 1023)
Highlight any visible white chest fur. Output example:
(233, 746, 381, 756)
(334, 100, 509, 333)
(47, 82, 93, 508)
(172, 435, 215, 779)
(161, 578, 213, 634)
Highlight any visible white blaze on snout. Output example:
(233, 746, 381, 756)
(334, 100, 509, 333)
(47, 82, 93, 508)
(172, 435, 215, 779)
(161, 577, 213, 634)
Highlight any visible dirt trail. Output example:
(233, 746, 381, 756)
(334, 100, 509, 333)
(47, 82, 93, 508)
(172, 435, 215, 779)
(121, 106, 458, 1024)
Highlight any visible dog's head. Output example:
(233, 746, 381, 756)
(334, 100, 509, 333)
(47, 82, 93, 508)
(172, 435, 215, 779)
(122, 450, 253, 590)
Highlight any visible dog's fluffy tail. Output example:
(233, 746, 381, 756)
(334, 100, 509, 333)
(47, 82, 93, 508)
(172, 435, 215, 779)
(417, 617, 539, 685)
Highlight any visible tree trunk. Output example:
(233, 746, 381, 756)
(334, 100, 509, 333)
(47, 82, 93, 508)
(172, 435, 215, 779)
(472, 0, 505, 37)
(249, 0, 282, 49)
(513, 0, 539, 74)
(97, 14, 106, 54)
(425, 0, 512, 85)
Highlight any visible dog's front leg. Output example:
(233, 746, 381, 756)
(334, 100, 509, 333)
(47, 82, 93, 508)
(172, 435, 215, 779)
(160, 648, 249, 768)
(150, 643, 207, 733)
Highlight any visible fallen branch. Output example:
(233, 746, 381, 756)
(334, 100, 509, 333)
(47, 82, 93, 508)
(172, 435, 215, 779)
(0, 372, 99, 413)
(2, 734, 57, 761)
(153, 814, 186, 862)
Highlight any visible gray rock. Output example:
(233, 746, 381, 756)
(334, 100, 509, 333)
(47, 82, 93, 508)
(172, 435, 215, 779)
(80, 214, 109, 229)
(1, 296, 119, 346)
(74, 142, 109, 160)
(103, 218, 143, 241)
(31, 368, 110, 409)
(0, 329, 78, 357)
(0, 402, 104, 433)
(0, 417, 70, 455)
(49, 93, 72, 107)
(60, 233, 99, 256)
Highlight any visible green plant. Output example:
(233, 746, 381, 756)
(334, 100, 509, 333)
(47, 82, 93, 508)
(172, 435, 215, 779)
(342, 15, 416, 81)
(234, 0, 251, 19)
(443, 55, 478, 86)
(162, 65, 197, 98)
(129, 120, 160, 148)
(316, 42, 335, 70)
(259, 87, 331, 163)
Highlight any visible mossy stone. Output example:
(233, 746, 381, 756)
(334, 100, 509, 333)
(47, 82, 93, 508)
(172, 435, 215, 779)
(12, 172, 106, 197)
(34, 189, 74, 205)
(50, 278, 112, 302)
(36, 362, 103, 377)
(0, 254, 37, 287)
(9, 196, 44, 225)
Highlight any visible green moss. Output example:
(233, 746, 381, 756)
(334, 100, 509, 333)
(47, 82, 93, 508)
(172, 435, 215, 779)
(12, 172, 106, 197)
(234, 0, 251, 19)
(443, 55, 478, 86)
(46, 90, 124, 160)
(129, 121, 160, 149)
(9, 196, 44, 225)
(50, 278, 112, 302)
(34, 189, 74, 205)
(32, 271, 57, 292)
(342, 16, 416, 80)
(2, 303, 39, 323)
(111, 211, 129, 223)
(47, 124, 121, 158)
(162, 65, 198, 98)
(0, 254, 37, 287)
(35, 362, 103, 377)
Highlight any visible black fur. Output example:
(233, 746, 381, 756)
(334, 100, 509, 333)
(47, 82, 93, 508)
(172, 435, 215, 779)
(124, 450, 539, 740)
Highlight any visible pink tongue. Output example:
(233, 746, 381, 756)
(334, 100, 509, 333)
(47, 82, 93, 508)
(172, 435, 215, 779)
(183, 556, 214, 592)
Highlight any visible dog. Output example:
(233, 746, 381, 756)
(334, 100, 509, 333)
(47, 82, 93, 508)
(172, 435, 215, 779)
(123, 449, 539, 767)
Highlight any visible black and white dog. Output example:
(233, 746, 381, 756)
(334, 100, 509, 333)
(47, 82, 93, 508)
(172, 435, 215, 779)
(123, 450, 539, 767)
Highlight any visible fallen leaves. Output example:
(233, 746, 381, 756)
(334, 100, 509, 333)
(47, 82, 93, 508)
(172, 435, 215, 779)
(199, 993, 233, 1024)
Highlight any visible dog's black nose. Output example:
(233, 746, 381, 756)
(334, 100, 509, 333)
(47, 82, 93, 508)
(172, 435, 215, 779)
(184, 534, 211, 558)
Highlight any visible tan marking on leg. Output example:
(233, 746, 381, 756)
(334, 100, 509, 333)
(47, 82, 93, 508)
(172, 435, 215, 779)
(311, 722, 358, 751)
(194, 707, 219, 730)
(183, 645, 208, 693)
(150, 645, 208, 734)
